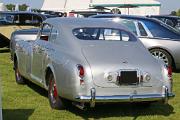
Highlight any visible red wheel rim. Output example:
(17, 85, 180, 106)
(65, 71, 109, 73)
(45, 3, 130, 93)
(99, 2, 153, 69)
(53, 83, 58, 98)
(49, 77, 58, 104)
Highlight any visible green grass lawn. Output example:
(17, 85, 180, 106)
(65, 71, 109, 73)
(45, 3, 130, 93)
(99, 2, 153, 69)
(0, 48, 179, 120)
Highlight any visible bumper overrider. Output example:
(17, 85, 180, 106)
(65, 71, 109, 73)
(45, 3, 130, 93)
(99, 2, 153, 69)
(75, 86, 175, 107)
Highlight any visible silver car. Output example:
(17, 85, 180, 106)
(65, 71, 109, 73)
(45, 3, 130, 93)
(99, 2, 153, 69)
(13, 18, 174, 110)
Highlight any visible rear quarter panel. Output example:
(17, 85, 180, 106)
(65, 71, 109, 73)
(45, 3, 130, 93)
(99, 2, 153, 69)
(43, 43, 93, 100)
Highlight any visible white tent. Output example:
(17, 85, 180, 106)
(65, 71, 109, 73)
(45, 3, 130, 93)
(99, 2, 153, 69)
(41, 0, 90, 12)
(91, 0, 161, 15)
(41, 0, 161, 15)
(0, 2, 7, 11)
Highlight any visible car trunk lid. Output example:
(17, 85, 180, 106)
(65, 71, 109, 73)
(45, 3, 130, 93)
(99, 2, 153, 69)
(82, 41, 163, 88)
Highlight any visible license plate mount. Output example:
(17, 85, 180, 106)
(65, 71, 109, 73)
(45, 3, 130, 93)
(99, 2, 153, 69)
(118, 71, 138, 85)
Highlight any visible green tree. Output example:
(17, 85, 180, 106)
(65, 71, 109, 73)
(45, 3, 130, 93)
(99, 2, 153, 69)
(176, 9, 180, 16)
(6, 4, 29, 11)
(170, 11, 177, 16)
(19, 4, 29, 11)
(6, 4, 15, 11)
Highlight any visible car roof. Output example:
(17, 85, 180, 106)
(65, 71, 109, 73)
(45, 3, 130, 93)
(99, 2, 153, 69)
(90, 14, 145, 19)
(90, 14, 164, 24)
(148, 15, 180, 19)
(0, 11, 40, 15)
(45, 17, 130, 30)
(0, 11, 47, 20)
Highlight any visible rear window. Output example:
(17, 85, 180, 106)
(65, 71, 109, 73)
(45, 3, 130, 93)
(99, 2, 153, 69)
(73, 28, 136, 41)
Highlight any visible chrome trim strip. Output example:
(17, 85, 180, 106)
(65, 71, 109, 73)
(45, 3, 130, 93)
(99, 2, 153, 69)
(75, 86, 175, 107)
(76, 93, 175, 102)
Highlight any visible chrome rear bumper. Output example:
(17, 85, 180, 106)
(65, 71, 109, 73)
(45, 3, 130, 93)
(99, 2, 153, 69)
(75, 86, 175, 108)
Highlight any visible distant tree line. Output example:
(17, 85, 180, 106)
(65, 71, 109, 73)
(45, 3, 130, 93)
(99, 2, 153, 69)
(171, 9, 180, 16)
(6, 4, 29, 11)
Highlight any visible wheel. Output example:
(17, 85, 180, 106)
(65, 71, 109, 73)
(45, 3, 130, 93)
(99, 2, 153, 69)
(48, 73, 65, 109)
(14, 60, 25, 84)
(150, 49, 172, 67)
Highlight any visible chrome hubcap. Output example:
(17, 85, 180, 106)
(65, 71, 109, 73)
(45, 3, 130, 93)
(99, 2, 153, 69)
(151, 51, 168, 65)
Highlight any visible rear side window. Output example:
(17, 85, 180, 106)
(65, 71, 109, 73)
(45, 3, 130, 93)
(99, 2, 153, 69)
(17, 14, 42, 26)
(121, 20, 137, 35)
(73, 28, 136, 41)
(137, 22, 148, 36)
(165, 19, 174, 27)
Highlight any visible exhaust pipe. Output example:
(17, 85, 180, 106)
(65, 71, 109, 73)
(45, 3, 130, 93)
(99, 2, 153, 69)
(72, 102, 87, 110)
(163, 86, 168, 104)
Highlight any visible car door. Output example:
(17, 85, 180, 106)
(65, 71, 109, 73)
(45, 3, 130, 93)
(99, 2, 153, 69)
(31, 23, 52, 83)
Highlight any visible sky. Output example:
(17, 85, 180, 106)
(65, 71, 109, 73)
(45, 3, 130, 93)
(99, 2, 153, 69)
(157, 0, 180, 14)
(1, 0, 180, 14)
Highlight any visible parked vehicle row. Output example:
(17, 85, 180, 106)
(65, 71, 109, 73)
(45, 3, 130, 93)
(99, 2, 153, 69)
(12, 18, 174, 110)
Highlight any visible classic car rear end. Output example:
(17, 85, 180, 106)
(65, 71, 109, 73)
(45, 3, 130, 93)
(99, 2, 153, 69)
(71, 27, 174, 107)
(13, 18, 174, 110)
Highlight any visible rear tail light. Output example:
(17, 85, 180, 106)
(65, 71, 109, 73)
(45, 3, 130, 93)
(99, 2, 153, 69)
(77, 64, 85, 85)
(77, 65, 84, 78)
(168, 66, 172, 78)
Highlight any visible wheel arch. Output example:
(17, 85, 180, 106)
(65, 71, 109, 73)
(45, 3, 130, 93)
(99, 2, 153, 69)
(45, 64, 56, 88)
(14, 53, 17, 62)
(13, 53, 18, 69)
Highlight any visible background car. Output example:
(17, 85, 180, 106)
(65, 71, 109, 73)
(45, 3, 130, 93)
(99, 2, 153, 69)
(68, 10, 112, 17)
(91, 14, 180, 70)
(147, 15, 180, 31)
(0, 11, 48, 48)
(13, 18, 174, 110)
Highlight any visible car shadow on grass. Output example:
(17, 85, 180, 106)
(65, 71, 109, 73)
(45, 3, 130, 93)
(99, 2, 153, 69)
(0, 48, 10, 53)
(25, 80, 48, 98)
(2, 109, 34, 120)
(67, 101, 175, 119)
